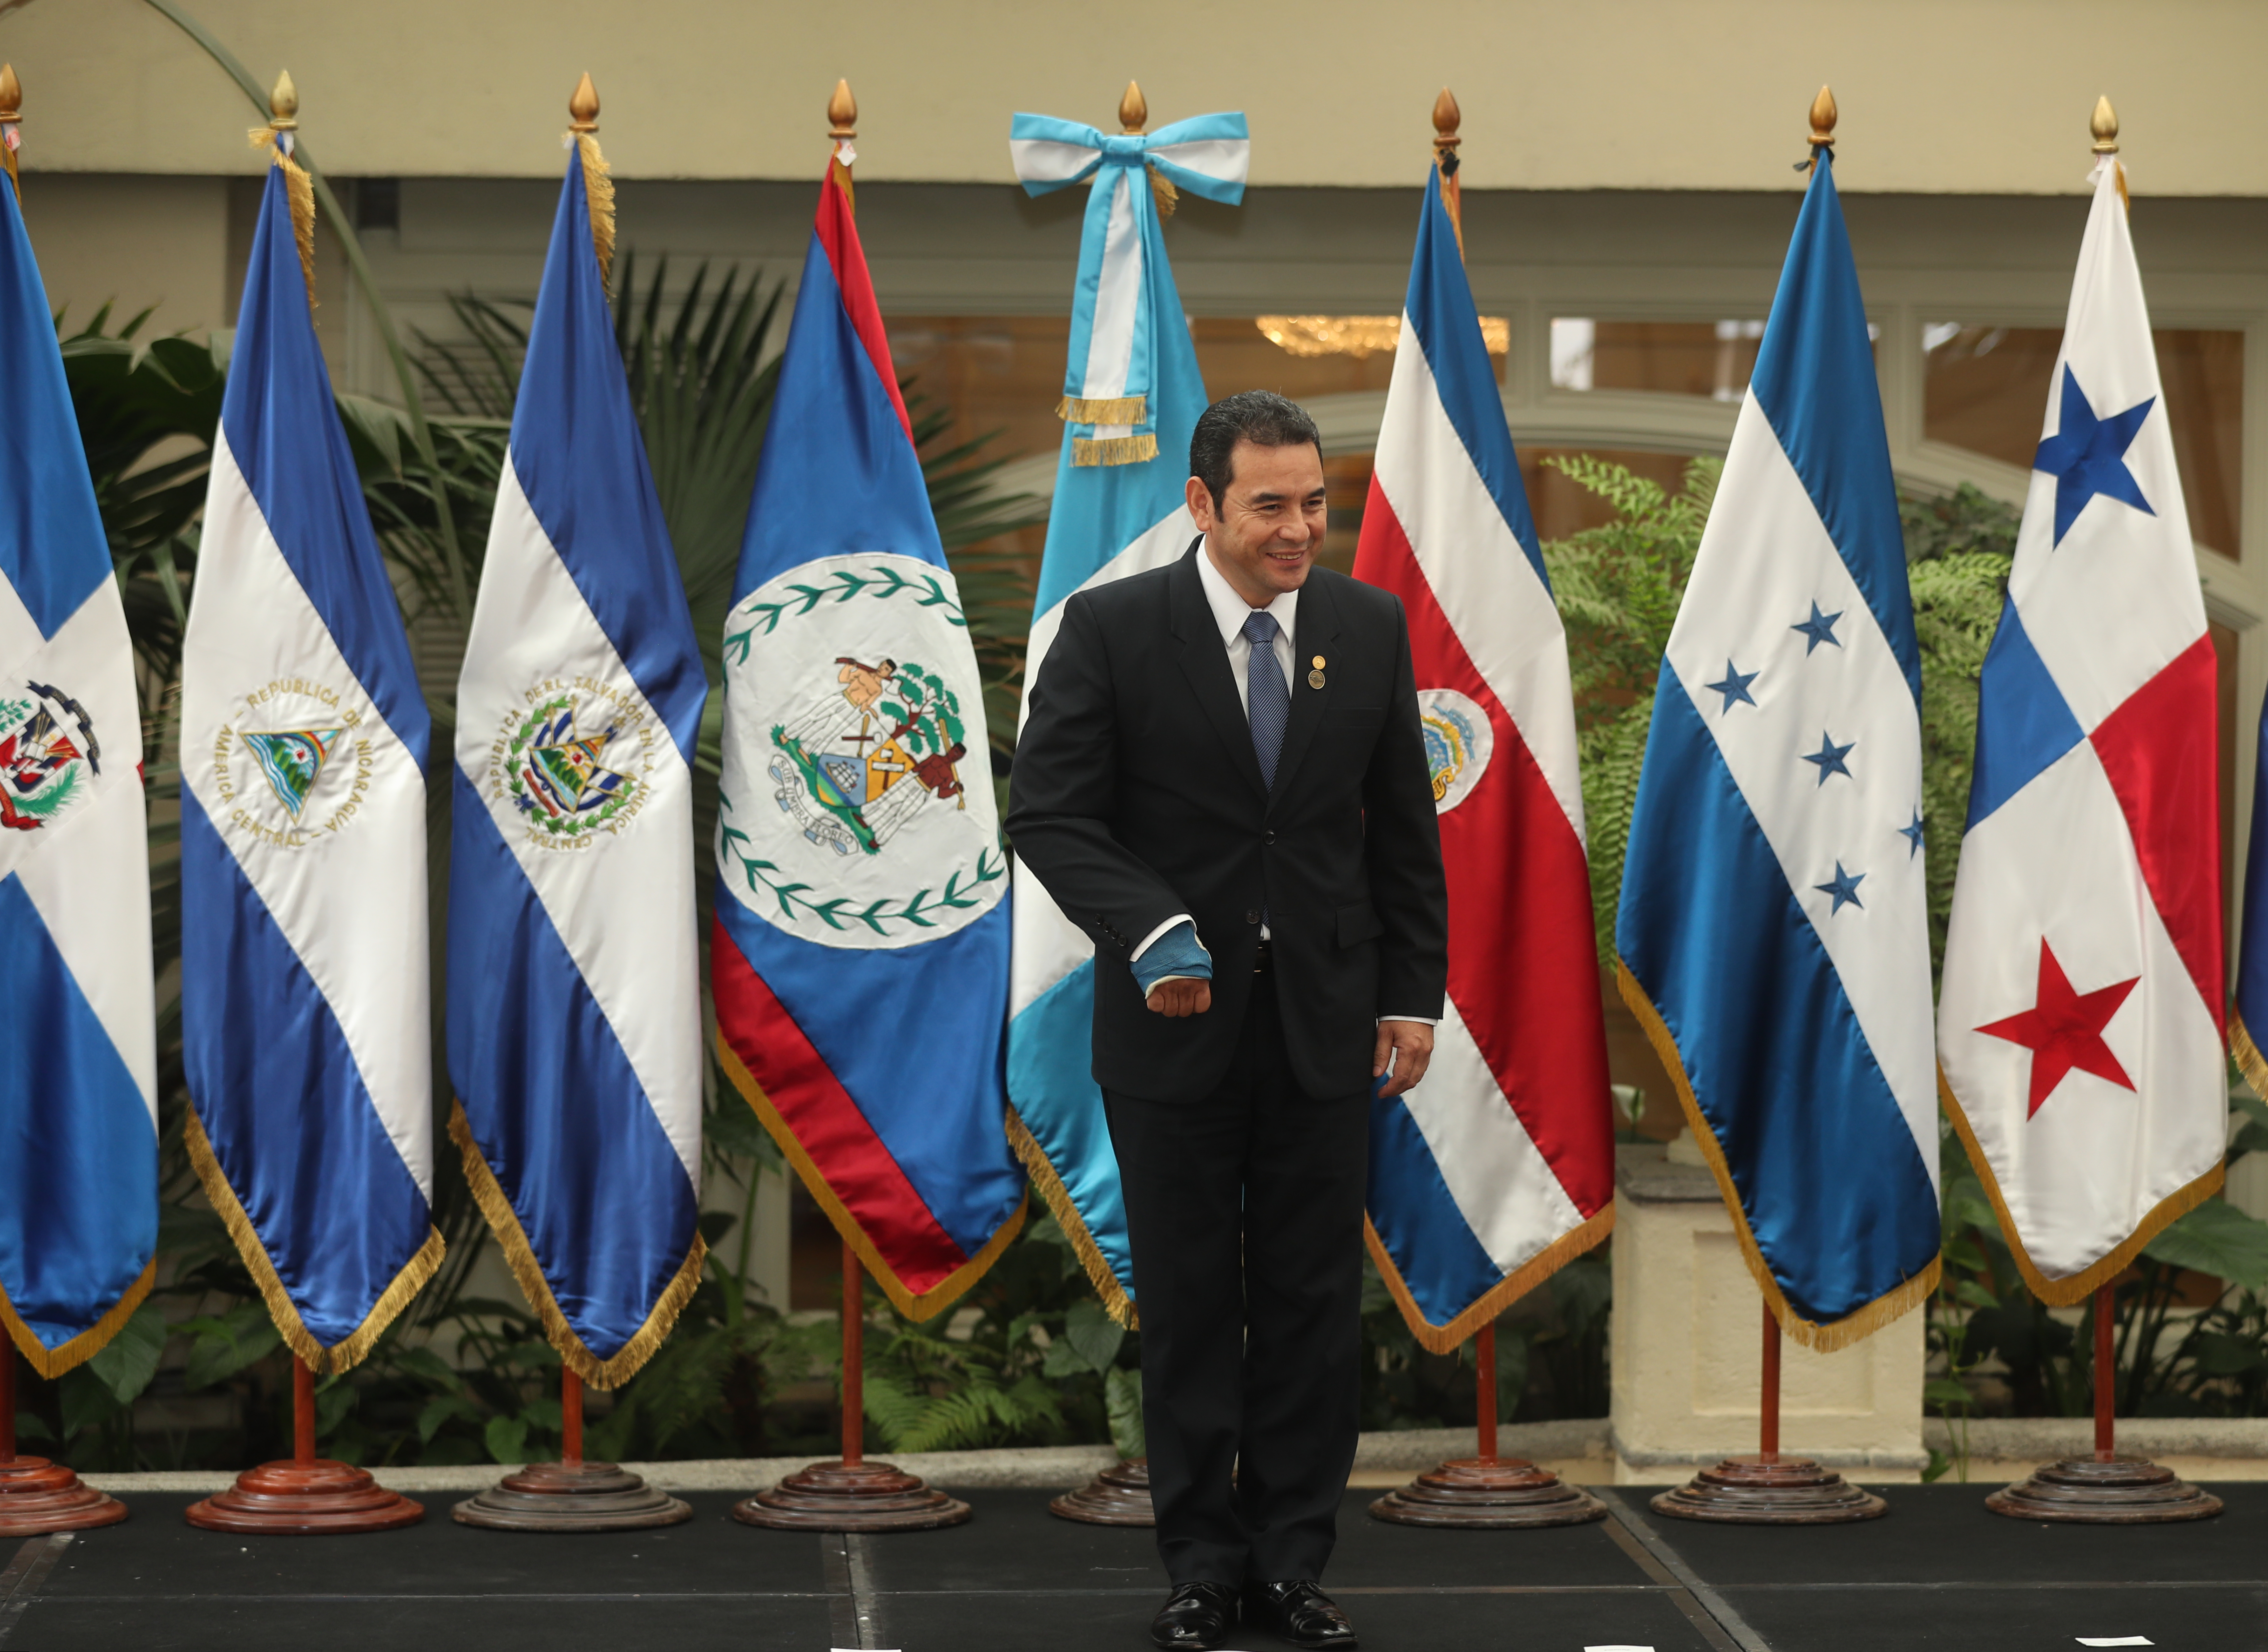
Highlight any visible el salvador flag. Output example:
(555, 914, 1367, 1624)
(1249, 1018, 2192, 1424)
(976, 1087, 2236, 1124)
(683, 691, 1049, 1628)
(1614, 148, 1940, 1349)
(181, 150, 440, 1371)
(449, 139, 708, 1387)
(0, 160, 159, 1376)
(1002, 108, 1247, 1322)
(711, 156, 1025, 1319)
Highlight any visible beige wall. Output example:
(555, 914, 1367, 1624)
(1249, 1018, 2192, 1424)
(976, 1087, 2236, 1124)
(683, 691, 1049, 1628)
(26, 172, 226, 336)
(6, 0, 2266, 194)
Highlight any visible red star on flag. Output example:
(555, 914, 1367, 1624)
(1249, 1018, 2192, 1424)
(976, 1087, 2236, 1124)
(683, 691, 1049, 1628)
(1976, 940, 2141, 1118)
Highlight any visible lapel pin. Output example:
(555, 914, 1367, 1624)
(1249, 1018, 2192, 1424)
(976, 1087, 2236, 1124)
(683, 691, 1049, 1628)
(1308, 655, 1327, 690)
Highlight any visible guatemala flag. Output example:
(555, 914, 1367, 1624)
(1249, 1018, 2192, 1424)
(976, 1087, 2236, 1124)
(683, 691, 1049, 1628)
(1614, 148, 1940, 1349)
(0, 160, 158, 1376)
(181, 145, 440, 1372)
(1353, 168, 1615, 1354)
(1943, 153, 2225, 1302)
(711, 157, 1025, 1319)
(1002, 107, 1247, 1322)
(449, 139, 708, 1386)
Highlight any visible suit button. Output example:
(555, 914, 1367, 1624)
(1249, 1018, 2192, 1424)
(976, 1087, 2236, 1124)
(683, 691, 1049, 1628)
(1246, 909, 1261, 925)
(1263, 830, 1276, 846)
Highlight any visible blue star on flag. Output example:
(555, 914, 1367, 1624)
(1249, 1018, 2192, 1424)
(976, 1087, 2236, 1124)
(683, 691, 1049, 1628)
(1899, 809, 1925, 859)
(1705, 660, 1759, 713)
(1791, 601, 1843, 654)
(2034, 364, 2155, 546)
(1815, 862, 1865, 915)
(1802, 731, 1855, 785)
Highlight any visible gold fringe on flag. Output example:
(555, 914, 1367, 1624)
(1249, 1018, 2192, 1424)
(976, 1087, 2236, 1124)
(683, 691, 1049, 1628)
(0, 64, 24, 203)
(247, 70, 317, 316)
(1365, 1204, 1615, 1357)
(184, 1105, 444, 1374)
(1056, 394, 1147, 427)
(1148, 164, 1178, 220)
(1072, 433, 1159, 468)
(566, 72, 614, 290)
(2233, 1014, 2268, 1107)
(1616, 961, 1939, 1351)
(0, 1260, 156, 1380)
(716, 1031, 1028, 1321)
(447, 1101, 704, 1390)
(1005, 1105, 1137, 1329)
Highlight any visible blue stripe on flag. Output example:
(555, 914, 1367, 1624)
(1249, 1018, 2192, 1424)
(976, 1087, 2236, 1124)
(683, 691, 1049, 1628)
(0, 168, 108, 638)
(508, 148, 705, 764)
(0, 875, 155, 1349)
(179, 791, 431, 1347)
(1399, 168, 1545, 587)
(1746, 153, 1920, 708)
(717, 890, 1022, 1258)
(1965, 596, 2085, 829)
(1005, 958, 1134, 1295)
(1367, 1095, 1503, 1327)
(219, 164, 429, 765)
(2239, 701, 2268, 1042)
(1617, 670, 1939, 1324)
(447, 772, 699, 1361)
(735, 230, 943, 595)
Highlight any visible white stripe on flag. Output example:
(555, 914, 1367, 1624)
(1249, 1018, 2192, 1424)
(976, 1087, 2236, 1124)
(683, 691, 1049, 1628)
(1078, 173, 1142, 405)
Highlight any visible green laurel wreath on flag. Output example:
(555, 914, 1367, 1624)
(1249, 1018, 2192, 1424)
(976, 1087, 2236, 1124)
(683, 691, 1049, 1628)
(504, 692, 640, 838)
(723, 563, 965, 663)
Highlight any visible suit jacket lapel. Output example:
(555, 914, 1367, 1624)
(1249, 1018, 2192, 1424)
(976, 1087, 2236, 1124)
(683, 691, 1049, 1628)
(1271, 572, 1342, 807)
(1170, 542, 1269, 802)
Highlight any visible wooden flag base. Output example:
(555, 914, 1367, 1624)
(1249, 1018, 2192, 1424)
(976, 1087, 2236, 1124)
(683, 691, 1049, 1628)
(1371, 1456, 1608, 1528)
(733, 1459, 971, 1532)
(1986, 1456, 2223, 1524)
(454, 1459, 693, 1532)
(0, 1455, 129, 1537)
(184, 1458, 427, 1535)
(1649, 1454, 1888, 1524)
(1049, 1456, 1154, 1525)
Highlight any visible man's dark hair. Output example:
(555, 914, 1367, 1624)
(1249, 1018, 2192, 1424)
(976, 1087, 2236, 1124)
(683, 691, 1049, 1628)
(1189, 391, 1324, 514)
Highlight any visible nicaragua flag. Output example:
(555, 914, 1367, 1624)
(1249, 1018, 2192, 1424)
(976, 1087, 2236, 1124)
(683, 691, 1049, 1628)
(1943, 153, 2225, 1303)
(712, 158, 1025, 1319)
(180, 143, 440, 1371)
(449, 138, 708, 1386)
(1614, 147, 1940, 1349)
(1002, 108, 1246, 1322)
(0, 160, 159, 1376)
(1352, 167, 1615, 1354)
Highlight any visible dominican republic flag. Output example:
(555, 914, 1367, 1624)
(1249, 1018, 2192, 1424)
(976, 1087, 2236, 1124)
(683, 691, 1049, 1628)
(449, 141, 708, 1386)
(0, 162, 158, 1376)
(1352, 168, 1615, 1354)
(1615, 148, 1940, 1350)
(180, 148, 440, 1372)
(1002, 107, 1247, 1322)
(712, 158, 1025, 1320)
(1941, 155, 2225, 1304)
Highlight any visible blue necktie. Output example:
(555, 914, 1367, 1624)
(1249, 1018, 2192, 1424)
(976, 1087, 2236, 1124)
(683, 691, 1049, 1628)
(1244, 609, 1288, 790)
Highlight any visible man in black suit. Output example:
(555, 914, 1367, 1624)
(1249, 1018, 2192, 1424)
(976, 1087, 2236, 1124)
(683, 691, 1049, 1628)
(1008, 391, 1449, 1651)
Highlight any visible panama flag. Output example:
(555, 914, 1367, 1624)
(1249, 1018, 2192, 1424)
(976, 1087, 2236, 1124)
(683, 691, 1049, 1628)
(1940, 154, 2225, 1303)
(1002, 107, 1247, 1321)
(1352, 168, 1615, 1352)
(711, 157, 1025, 1319)
(1615, 148, 1940, 1349)
(180, 144, 440, 1370)
(0, 163, 158, 1375)
(449, 138, 708, 1385)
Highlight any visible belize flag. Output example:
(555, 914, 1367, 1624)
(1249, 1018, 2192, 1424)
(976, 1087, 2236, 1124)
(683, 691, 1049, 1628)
(449, 136, 708, 1386)
(1614, 148, 1940, 1349)
(180, 141, 440, 1371)
(712, 156, 1025, 1319)
(1941, 153, 2225, 1303)
(1003, 107, 1247, 1322)
(1352, 167, 1615, 1353)
(0, 157, 159, 1376)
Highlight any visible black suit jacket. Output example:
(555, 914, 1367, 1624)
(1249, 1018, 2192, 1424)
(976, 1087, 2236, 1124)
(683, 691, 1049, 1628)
(1006, 542, 1449, 1101)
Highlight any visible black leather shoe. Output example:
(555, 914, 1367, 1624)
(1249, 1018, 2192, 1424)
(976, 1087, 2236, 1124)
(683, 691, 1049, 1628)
(1243, 1580, 1358, 1648)
(1151, 1581, 1240, 1650)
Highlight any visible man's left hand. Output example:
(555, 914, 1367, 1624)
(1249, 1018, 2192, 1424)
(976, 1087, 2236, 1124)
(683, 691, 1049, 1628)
(1373, 1020, 1434, 1099)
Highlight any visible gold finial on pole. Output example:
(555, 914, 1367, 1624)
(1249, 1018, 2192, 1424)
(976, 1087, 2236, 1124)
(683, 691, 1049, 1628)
(2091, 94, 2119, 154)
(1119, 80, 1147, 135)
(828, 79, 858, 215)
(0, 64, 22, 197)
(569, 71, 599, 134)
(1432, 87, 1465, 259)
(1808, 84, 1837, 152)
(269, 68, 299, 131)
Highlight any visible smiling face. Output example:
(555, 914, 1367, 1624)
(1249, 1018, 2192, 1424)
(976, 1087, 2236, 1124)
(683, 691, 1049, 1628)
(1186, 438, 1328, 607)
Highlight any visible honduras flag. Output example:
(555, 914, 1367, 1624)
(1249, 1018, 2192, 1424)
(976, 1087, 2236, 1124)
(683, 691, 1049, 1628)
(1002, 108, 1247, 1321)
(1353, 168, 1615, 1353)
(181, 144, 440, 1371)
(0, 162, 158, 1376)
(449, 139, 707, 1386)
(1614, 148, 1939, 1349)
(712, 157, 1025, 1318)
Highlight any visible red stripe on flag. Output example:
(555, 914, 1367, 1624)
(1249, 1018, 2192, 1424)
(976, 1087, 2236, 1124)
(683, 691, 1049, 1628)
(1354, 492, 1615, 1217)
(812, 166, 914, 444)
(710, 917, 971, 1292)
(2088, 634, 2226, 1032)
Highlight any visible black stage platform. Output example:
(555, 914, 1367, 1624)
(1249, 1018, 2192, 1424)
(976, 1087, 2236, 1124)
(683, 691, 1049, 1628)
(1, 1483, 2261, 1651)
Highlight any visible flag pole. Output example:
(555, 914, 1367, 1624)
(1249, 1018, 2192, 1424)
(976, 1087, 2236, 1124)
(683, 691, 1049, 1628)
(1760, 1301, 1781, 1463)
(840, 1238, 865, 1469)
(2093, 1285, 2115, 1460)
